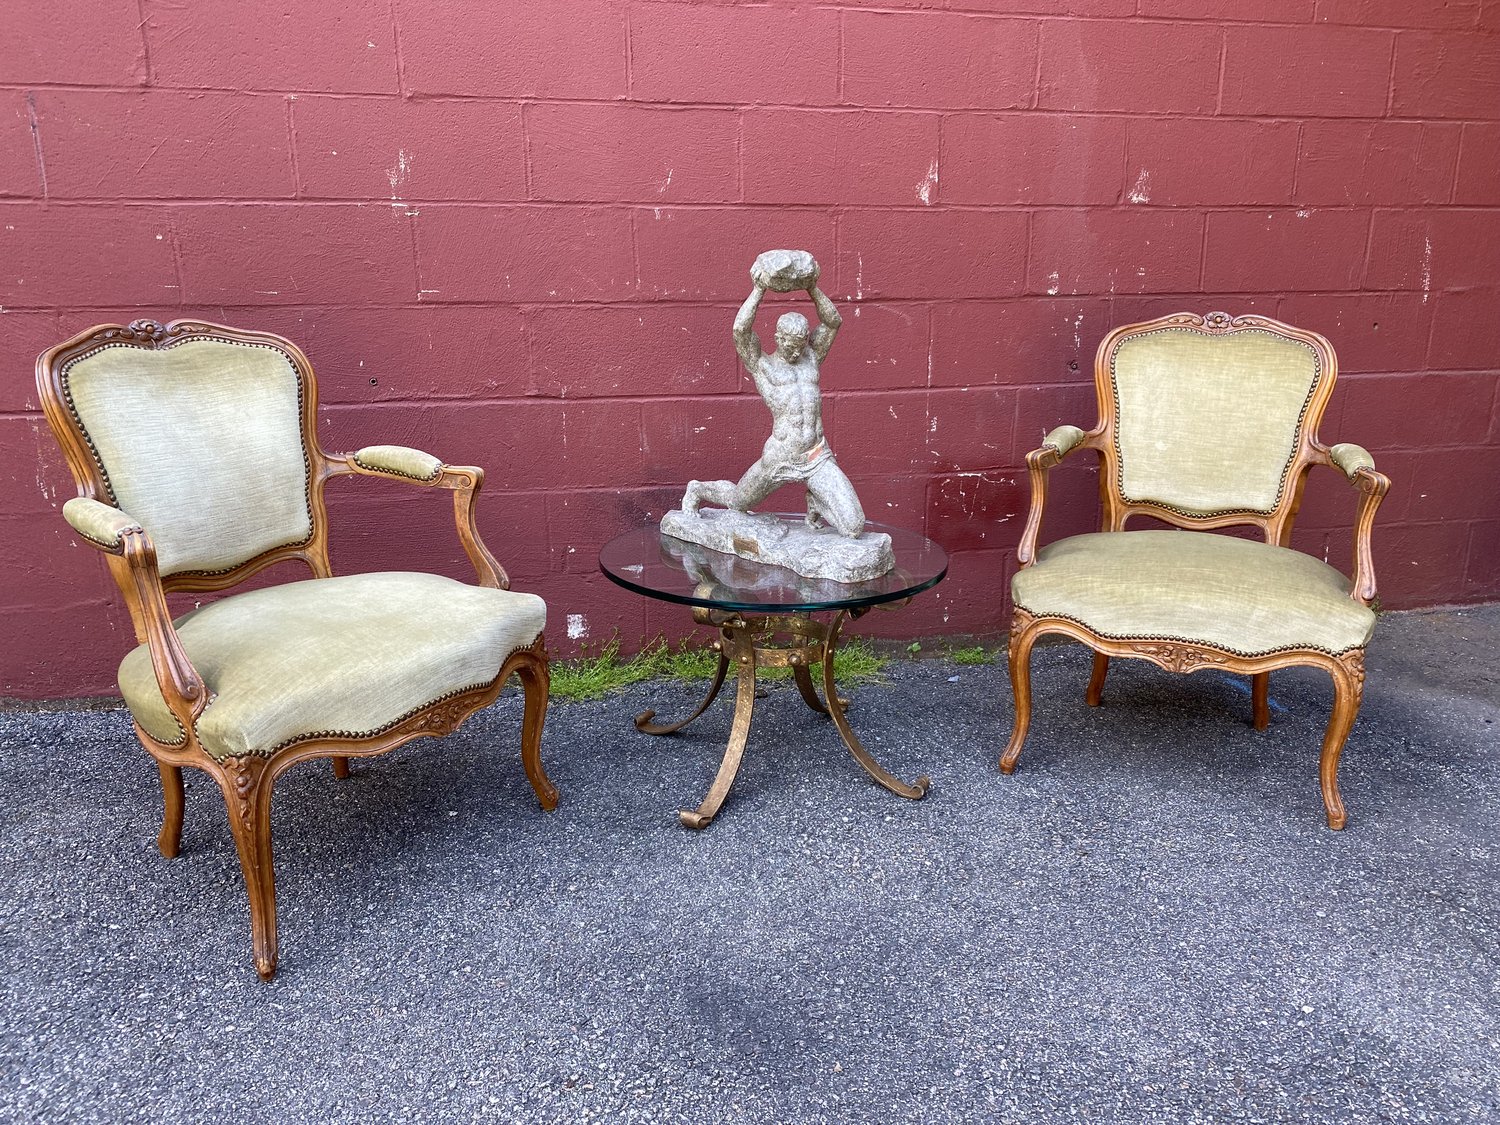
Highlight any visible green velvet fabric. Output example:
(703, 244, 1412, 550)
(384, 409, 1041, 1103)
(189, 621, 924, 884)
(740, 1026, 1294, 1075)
(354, 445, 443, 481)
(1011, 531, 1374, 657)
(62, 497, 140, 549)
(118, 572, 545, 759)
(1111, 329, 1320, 516)
(1043, 425, 1086, 457)
(64, 338, 313, 575)
(1330, 443, 1375, 477)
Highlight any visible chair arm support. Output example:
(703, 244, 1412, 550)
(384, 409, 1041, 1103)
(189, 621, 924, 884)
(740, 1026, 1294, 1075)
(1322, 444, 1389, 607)
(328, 450, 511, 590)
(62, 496, 144, 550)
(1017, 425, 1096, 567)
(61, 502, 208, 733)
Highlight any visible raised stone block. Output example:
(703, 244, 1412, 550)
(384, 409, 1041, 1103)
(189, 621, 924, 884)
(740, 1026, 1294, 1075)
(661, 508, 893, 584)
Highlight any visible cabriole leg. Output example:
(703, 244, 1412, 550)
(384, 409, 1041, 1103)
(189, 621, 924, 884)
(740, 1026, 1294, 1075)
(157, 762, 184, 858)
(1319, 656, 1364, 831)
(216, 756, 279, 982)
(516, 653, 557, 811)
(1000, 616, 1039, 774)
(1085, 651, 1109, 707)
(1251, 672, 1271, 731)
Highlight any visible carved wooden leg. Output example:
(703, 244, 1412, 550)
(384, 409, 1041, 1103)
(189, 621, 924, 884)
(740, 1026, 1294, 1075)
(680, 637, 757, 830)
(515, 654, 557, 812)
(1085, 651, 1109, 707)
(216, 756, 279, 982)
(157, 762, 184, 858)
(1251, 672, 1271, 732)
(1319, 655, 1364, 831)
(331, 756, 350, 779)
(1000, 614, 1039, 775)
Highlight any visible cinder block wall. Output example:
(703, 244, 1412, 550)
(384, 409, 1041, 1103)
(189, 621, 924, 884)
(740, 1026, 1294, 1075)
(3, 1, 1498, 697)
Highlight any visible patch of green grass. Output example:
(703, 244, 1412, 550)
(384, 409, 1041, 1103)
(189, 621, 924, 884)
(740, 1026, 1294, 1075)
(548, 638, 660, 702)
(549, 635, 888, 702)
(949, 645, 991, 666)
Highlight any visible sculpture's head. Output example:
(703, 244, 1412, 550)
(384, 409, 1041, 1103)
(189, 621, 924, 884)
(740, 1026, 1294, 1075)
(774, 312, 810, 361)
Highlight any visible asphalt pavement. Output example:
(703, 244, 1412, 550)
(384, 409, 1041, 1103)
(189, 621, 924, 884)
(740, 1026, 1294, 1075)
(1, 605, 1496, 1123)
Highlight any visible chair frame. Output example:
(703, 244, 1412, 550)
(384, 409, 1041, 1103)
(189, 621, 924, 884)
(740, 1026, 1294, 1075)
(37, 317, 555, 980)
(1003, 311, 1390, 829)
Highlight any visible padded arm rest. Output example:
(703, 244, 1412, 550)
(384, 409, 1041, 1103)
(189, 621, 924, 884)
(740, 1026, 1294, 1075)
(63, 496, 143, 550)
(1329, 443, 1376, 478)
(352, 444, 444, 482)
(1041, 425, 1087, 458)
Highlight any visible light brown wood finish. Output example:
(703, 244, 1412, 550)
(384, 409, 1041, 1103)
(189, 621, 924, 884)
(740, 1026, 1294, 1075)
(37, 319, 555, 980)
(1004, 311, 1390, 830)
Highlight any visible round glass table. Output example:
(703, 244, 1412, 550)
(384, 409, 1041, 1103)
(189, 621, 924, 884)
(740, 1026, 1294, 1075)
(599, 518, 948, 828)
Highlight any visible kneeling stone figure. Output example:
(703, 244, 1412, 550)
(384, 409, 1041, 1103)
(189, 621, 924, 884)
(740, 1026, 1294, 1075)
(661, 250, 894, 583)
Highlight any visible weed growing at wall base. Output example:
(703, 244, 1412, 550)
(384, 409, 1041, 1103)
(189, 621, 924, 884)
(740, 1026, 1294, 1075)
(550, 636, 888, 702)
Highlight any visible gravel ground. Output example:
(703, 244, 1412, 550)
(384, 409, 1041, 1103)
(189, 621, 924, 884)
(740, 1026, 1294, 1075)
(1, 606, 1497, 1124)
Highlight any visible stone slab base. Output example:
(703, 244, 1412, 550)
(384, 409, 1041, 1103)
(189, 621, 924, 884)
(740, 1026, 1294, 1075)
(660, 508, 894, 583)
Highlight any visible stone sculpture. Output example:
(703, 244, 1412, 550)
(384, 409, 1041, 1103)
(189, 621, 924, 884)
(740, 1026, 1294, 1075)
(660, 250, 894, 582)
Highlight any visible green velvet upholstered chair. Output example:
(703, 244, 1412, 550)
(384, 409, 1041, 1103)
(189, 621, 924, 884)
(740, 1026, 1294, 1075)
(37, 319, 556, 980)
(1003, 311, 1390, 829)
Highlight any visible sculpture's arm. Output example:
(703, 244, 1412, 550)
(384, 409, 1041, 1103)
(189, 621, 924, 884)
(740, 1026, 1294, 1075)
(1317, 442, 1390, 607)
(733, 284, 766, 371)
(808, 285, 842, 362)
(61, 497, 208, 736)
(1016, 425, 1101, 568)
(325, 445, 509, 589)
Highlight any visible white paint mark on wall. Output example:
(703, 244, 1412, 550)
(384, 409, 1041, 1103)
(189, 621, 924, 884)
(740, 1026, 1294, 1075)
(658, 167, 673, 194)
(1296, 209, 1310, 219)
(855, 254, 864, 301)
(1421, 237, 1433, 303)
(387, 149, 411, 200)
(1127, 169, 1151, 204)
(1046, 271, 1060, 296)
(916, 159, 939, 206)
(567, 614, 589, 640)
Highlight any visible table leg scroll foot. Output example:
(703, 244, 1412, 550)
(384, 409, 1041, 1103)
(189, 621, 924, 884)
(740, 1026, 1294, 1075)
(635, 652, 730, 735)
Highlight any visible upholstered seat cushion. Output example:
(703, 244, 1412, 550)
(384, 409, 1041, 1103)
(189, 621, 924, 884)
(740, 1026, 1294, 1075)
(1011, 531, 1375, 657)
(119, 572, 545, 759)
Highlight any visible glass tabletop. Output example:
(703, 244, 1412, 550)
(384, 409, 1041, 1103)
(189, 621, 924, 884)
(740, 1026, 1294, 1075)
(598, 516, 948, 613)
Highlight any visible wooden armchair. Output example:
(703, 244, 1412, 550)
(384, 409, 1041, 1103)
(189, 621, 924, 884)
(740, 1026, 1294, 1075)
(1003, 311, 1390, 829)
(37, 319, 556, 980)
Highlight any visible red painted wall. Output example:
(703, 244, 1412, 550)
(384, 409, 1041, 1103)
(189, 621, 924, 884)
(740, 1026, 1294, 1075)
(3, 1, 1498, 698)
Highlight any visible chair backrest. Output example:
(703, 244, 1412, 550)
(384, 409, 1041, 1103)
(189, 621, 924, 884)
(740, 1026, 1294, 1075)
(1094, 311, 1337, 543)
(37, 319, 332, 584)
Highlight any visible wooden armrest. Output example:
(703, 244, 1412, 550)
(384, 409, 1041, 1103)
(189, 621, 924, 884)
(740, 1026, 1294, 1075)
(1018, 425, 1098, 567)
(60, 501, 207, 732)
(327, 449, 510, 590)
(1320, 443, 1389, 607)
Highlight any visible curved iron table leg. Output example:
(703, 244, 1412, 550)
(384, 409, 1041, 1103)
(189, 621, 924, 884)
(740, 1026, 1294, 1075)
(679, 636, 757, 830)
(792, 664, 830, 715)
(822, 610, 930, 800)
(636, 647, 730, 735)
